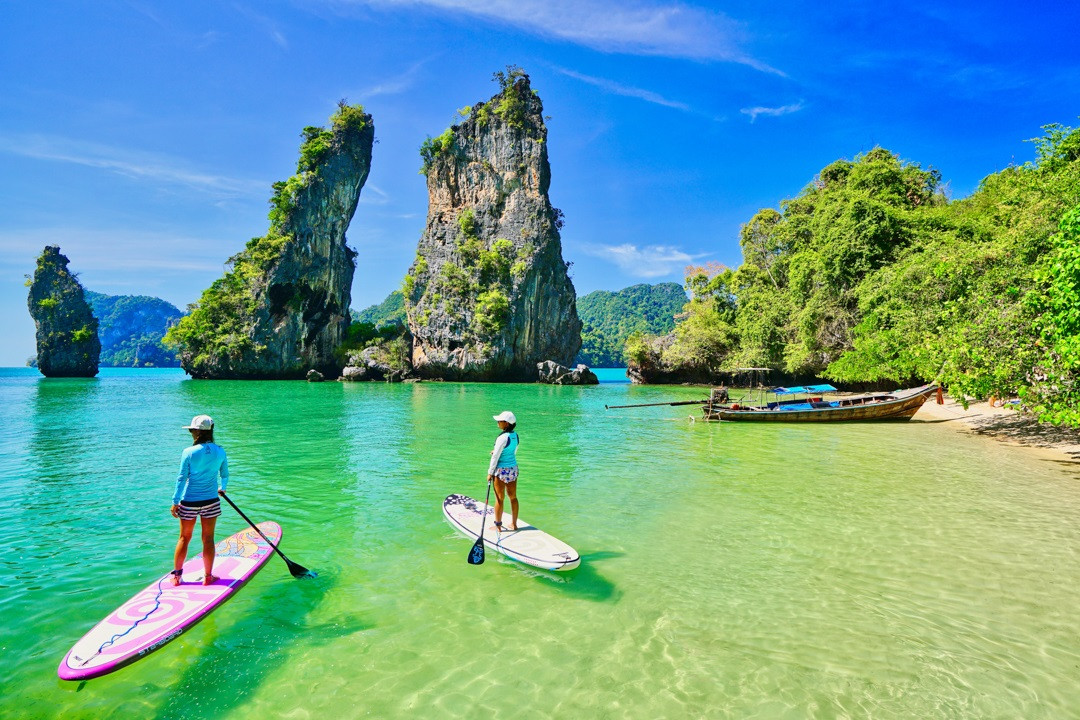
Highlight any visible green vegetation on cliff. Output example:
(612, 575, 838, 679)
(576, 283, 687, 367)
(86, 291, 182, 367)
(633, 122, 1080, 424)
(418, 66, 533, 176)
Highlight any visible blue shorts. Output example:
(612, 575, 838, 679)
(494, 466, 518, 484)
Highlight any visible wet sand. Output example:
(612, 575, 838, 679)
(914, 396, 1080, 464)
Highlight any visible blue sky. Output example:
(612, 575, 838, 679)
(2, 0, 1078, 366)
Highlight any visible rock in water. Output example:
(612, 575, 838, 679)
(537, 360, 599, 385)
(27, 246, 101, 377)
(167, 103, 374, 379)
(404, 68, 581, 380)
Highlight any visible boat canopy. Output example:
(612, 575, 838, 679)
(771, 384, 837, 395)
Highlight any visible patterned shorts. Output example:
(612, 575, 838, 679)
(177, 500, 222, 520)
(493, 466, 518, 484)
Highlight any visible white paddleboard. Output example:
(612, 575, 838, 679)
(443, 494, 580, 571)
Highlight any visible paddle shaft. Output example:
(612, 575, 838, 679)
(219, 492, 311, 577)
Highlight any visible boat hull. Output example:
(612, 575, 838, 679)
(703, 385, 937, 422)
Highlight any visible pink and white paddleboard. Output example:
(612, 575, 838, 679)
(58, 521, 282, 681)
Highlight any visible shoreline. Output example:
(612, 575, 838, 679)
(914, 396, 1080, 465)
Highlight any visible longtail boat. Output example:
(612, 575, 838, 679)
(700, 383, 939, 422)
(606, 376, 941, 423)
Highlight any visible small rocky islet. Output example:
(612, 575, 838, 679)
(27, 246, 101, 378)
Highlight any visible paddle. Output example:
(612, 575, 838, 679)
(219, 492, 316, 579)
(468, 477, 494, 565)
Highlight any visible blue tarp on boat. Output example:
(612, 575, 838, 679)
(771, 384, 837, 395)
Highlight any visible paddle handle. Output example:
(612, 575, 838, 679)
(219, 492, 287, 562)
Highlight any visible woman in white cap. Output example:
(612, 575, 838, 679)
(170, 414, 229, 586)
(488, 411, 520, 532)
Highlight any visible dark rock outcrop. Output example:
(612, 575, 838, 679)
(404, 69, 581, 381)
(27, 246, 100, 377)
(537, 360, 598, 385)
(167, 103, 374, 379)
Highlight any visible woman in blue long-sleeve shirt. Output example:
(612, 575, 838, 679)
(170, 414, 229, 586)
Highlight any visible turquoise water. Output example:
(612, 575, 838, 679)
(2, 367, 1079, 718)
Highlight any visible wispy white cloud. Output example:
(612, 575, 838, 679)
(358, 61, 426, 98)
(740, 102, 804, 122)
(358, 182, 390, 204)
(0, 134, 267, 198)
(580, 243, 705, 278)
(553, 66, 690, 111)
(344, 0, 781, 73)
(233, 3, 289, 48)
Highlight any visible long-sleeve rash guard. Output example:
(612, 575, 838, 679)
(173, 443, 229, 504)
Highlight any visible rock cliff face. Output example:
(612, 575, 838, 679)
(168, 103, 374, 379)
(27, 246, 101, 377)
(404, 70, 581, 380)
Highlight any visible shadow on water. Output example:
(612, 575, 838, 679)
(511, 550, 624, 603)
(151, 572, 370, 720)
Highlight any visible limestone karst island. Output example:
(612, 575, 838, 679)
(5, 4, 1080, 718)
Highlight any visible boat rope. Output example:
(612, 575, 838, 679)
(78, 574, 169, 667)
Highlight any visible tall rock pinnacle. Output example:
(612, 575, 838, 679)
(404, 68, 581, 380)
(27, 245, 101, 377)
(167, 102, 374, 379)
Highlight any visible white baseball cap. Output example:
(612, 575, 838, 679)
(183, 414, 214, 431)
(493, 411, 516, 424)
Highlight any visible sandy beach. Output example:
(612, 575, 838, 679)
(915, 395, 1080, 465)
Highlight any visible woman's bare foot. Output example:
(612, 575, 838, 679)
(202, 574, 219, 586)
(169, 570, 182, 586)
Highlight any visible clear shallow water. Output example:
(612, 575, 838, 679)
(2, 368, 1079, 719)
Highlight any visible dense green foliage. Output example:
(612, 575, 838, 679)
(633, 123, 1080, 424)
(1025, 206, 1080, 424)
(166, 102, 366, 368)
(352, 290, 406, 328)
(85, 291, 182, 367)
(576, 283, 687, 366)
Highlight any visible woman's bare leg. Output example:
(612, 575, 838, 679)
(505, 481, 519, 530)
(200, 515, 218, 584)
(493, 478, 506, 530)
(173, 518, 196, 585)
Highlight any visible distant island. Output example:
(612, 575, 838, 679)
(86, 292, 182, 367)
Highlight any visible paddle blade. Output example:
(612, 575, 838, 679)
(285, 558, 317, 579)
(467, 537, 485, 565)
